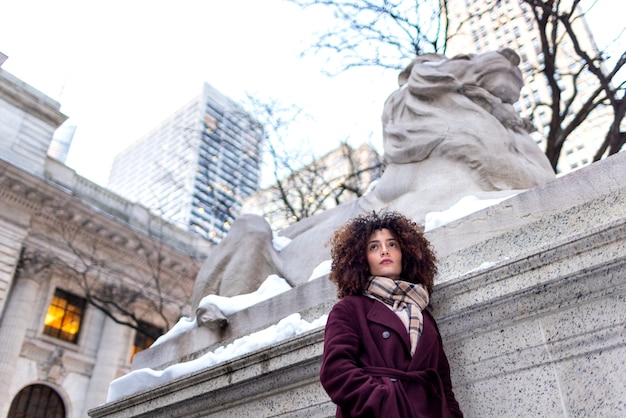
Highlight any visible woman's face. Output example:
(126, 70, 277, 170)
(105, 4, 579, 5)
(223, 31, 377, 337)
(366, 228, 402, 281)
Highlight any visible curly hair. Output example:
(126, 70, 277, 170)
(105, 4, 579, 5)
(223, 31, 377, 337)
(329, 211, 437, 299)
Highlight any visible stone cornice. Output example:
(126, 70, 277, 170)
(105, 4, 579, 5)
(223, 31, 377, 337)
(0, 159, 205, 279)
(0, 69, 67, 128)
(431, 217, 626, 340)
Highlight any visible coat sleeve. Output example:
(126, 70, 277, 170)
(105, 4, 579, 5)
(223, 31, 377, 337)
(319, 300, 402, 417)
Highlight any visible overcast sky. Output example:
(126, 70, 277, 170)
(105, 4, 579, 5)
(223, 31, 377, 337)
(1, 0, 396, 186)
(1, 0, 622, 187)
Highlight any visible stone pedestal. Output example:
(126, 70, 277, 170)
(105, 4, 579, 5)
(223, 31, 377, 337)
(90, 152, 626, 417)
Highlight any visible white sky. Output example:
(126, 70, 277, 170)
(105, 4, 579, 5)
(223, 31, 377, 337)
(1, 0, 622, 187)
(0, 0, 396, 186)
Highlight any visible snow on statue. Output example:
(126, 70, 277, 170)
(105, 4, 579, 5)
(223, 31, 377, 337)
(192, 48, 556, 327)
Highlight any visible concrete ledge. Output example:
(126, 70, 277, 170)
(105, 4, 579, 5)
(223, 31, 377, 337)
(432, 217, 626, 334)
(438, 253, 626, 416)
(427, 151, 626, 261)
(90, 329, 330, 418)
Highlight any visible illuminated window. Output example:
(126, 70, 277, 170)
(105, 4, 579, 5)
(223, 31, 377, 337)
(130, 322, 162, 361)
(43, 289, 86, 344)
(8, 384, 65, 418)
(204, 116, 218, 133)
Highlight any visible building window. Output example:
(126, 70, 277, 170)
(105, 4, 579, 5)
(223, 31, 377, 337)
(43, 289, 86, 344)
(8, 384, 65, 418)
(130, 322, 162, 360)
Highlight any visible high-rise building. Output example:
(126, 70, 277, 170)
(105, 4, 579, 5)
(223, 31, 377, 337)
(445, 0, 615, 174)
(109, 83, 264, 243)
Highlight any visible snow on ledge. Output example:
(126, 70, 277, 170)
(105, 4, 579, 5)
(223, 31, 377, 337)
(105, 275, 327, 403)
(308, 259, 331, 281)
(106, 313, 328, 403)
(197, 274, 292, 316)
(424, 194, 516, 232)
(152, 275, 292, 349)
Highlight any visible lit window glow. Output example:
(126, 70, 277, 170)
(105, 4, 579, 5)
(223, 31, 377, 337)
(43, 289, 85, 344)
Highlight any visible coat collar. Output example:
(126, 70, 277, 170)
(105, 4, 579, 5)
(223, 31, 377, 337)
(366, 297, 411, 352)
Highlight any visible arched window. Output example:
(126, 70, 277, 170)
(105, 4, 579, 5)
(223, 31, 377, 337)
(8, 384, 65, 418)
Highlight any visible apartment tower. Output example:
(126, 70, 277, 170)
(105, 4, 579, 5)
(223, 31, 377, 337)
(109, 83, 264, 243)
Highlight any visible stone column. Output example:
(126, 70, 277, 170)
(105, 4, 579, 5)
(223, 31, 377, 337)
(81, 313, 129, 416)
(0, 261, 43, 416)
(0, 218, 29, 313)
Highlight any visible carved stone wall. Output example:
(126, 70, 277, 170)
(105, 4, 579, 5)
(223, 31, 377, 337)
(0, 157, 209, 418)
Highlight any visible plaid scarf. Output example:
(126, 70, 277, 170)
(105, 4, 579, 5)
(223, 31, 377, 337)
(365, 276, 430, 356)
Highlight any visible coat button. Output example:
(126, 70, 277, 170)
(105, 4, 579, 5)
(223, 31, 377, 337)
(382, 331, 391, 339)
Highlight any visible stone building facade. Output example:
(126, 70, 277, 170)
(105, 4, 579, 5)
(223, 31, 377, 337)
(0, 58, 209, 417)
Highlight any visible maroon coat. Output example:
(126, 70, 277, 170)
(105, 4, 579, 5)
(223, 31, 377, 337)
(320, 295, 463, 418)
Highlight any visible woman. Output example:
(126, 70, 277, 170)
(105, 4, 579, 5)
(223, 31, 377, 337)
(320, 211, 463, 417)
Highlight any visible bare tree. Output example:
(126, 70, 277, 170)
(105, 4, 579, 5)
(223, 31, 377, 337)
(27, 205, 202, 341)
(523, 0, 625, 169)
(266, 141, 382, 224)
(241, 96, 382, 229)
(288, 0, 625, 171)
(289, 0, 451, 72)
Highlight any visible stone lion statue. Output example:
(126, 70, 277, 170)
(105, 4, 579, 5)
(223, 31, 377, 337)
(192, 48, 555, 327)
(360, 47, 555, 219)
